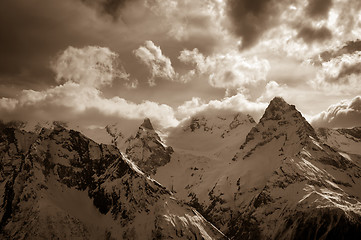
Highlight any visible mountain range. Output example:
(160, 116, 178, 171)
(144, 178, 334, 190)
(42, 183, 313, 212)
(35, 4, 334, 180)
(1, 97, 360, 239)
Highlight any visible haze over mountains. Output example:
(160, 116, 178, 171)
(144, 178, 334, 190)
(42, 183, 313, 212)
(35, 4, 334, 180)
(1, 97, 361, 239)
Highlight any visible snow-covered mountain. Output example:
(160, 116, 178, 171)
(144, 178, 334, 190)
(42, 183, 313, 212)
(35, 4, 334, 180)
(0, 126, 226, 239)
(317, 127, 361, 162)
(152, 97, 361, 239)
(165, 111, 256, 159)
(2, 97, 361, 239)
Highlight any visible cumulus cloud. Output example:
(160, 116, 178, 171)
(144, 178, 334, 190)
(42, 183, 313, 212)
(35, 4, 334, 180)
(0, 82, 178, 129)
(51, 46, 130, 88)
(133, 41, 178, 86)
(0, 98, 18, 111)
(0, 46, 178, 129)
(311, 96, 361, 128)
(176, 93, 268, 121)
(178, 48, 270, 90)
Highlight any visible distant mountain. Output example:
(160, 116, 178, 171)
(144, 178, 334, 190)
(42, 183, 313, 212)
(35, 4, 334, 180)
(152, 97, 361, 239)
(0, 126, 226, 239)
(317, 127, 361, 155)
(165, 111, 256, 159)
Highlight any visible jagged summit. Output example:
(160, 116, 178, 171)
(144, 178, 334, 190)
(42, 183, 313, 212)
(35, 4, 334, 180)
(234, 97, 318, 160)
(126, 119, 173, 175)
(140, 118, 154, 130)
(262, 97, 289, 119)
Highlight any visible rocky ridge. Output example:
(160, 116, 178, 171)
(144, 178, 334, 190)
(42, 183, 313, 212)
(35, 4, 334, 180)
(0, 126, 225, 239)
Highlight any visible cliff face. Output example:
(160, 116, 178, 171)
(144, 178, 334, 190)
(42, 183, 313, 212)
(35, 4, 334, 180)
(0, 126, 225, 240)
(125, 118, 173, 175)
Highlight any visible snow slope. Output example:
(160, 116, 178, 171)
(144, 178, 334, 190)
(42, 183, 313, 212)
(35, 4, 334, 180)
(153, 97, 361, 239)
(0, 126, 226, 239)
(317, 127, 361, 162)
(165, 111, 256, 160)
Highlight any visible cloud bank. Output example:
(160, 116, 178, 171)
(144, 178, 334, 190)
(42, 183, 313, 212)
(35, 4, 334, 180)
(311, 96, 361, 128)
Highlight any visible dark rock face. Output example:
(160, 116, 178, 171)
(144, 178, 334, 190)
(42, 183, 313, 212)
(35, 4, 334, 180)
(126, 118, 173, 175)
(141, 118, 154, 130)
(0, 126, 225, 239)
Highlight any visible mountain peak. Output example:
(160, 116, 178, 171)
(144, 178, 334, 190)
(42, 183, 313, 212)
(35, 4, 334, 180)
(262, 97, 296, 121)
(270, 96, 286, 105)
(126, 118, 173, 175)
(141, 118, 154, 130)
(234, 97, 318, 160)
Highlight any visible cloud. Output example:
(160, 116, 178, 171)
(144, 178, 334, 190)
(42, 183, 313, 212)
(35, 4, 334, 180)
(0, 82, 178, 129)
(306, 0, 333, 18)
(0, 0, 113, 91)
(0, 46, 178, 129)
(310, 51, 361, 93)
(297, 26, 332, 44)
(226, 0, 289, 49)
(176, 93, 268, 121)
(144, 0, 228, 53)
(51, 46, 130, 88)
(133, 41, 178, 86)
(80, 0, 134, 20)
(311, 96, 361, 128)
(0, 98, 18, 111)
(178, 48, 270, 90)
(316, 39, 361, 63)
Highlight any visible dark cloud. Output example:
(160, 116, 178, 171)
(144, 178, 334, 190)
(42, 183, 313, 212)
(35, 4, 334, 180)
(81, 0, 134, 20)
(326, 62, 361, 84)
(311, 96, 361, 128)
(226, 0, 285, 49)
(306, 0, 333, 18)
(297, 26, 332, 43)
(318, 39, 361, 62)
(0, 0, 106, 93)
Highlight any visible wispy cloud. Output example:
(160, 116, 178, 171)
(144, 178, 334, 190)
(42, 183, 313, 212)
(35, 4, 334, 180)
(134, 41, 178, 86)
(178, 48, 270, 91)
(51, 46, 129, 88)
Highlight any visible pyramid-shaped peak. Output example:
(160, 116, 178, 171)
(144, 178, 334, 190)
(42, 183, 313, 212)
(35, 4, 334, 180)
(270, 96, 288, 106)
(267, 97, 292, 112)
(261, 97, 298, 122)
(141, 118, 154, 130)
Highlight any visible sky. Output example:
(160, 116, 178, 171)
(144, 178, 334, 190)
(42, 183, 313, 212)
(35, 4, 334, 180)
(0, 0, 361, 131)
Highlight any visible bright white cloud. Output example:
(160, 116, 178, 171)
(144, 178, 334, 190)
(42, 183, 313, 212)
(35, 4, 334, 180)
(133, 40, 178, 86)
(311, 96, 361, 128)
(179, 48, 270, 90)
(257, 81, 289, 102)
(0, 46, 179, 129)
(0, 97, 18, 111)
(51, 46, 130, 89)
(176, 93, 268, 121)
(1, 82, 179, 129)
